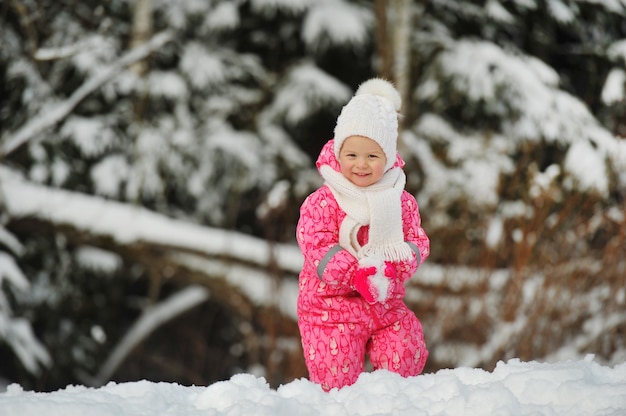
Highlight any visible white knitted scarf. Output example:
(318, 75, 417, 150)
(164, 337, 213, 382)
(320, 165, 414, 262)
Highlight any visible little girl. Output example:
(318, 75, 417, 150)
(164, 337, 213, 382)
(296, 78, 430, 391)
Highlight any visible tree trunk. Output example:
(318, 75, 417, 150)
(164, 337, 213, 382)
(130, 0, 153, 76)
(391, 0, 412, 127)
(374, 0, 392, 80)
(374, 0, 413, 143)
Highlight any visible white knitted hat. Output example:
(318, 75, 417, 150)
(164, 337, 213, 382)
(333, 78, 401, 171)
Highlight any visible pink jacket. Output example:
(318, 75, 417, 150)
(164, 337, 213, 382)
(296, 140, 430, 311)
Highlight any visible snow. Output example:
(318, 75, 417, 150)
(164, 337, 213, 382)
(0, 167, 302, 275)
(486, 0, 514, 23)
(251, 0, 309, 15)
(402, 122, 514, 211)
(0, 226, 53, 375)
(584, 0, 626, 13)
(149, 71, 188, 100)
(302, 1, 373, 50)
(0, 227, 24, 257)
(485, 216, 504, 248)
(530, 164, 560, 198)
(601, 68, 625, 104)
(414, 38, 626, 210)
(608, 38, 626, 63)
(61, 116, 116, 157)
(2, 1, 626, 403)
(547, 0, 575, 23)
(91, 154, 129, 197)
(180, 43, 226, 89)
(0, 165, 302, 326)
(1, 357, 625, 415)
(0, 252, 29, 291)
(270, 62, 352, 126)
(71, 35, 119, 76)
(74, 246, 123, 273)
(563, 139, 608, 196)
(256, 179, 290, 219)
(205, 2, 239, 32)
(0, 31, 173, 159)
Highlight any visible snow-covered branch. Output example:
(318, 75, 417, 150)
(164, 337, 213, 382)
(0, 168, 303, 275)
(87, 285, 209, 386)
(0, 252, 51, 375)
(0, 30, 173, 159)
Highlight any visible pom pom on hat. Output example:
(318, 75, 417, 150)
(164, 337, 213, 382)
(355, 78, 402, 111)
(334, 78, 401, 171)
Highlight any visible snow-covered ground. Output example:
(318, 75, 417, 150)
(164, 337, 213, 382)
(1, 356, 625, 415)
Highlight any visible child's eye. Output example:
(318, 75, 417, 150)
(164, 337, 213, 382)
(369, 154, 378, 158)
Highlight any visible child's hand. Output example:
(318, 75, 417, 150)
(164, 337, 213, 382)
(353, 266, 379, 304)
(352, 257, 393, 304)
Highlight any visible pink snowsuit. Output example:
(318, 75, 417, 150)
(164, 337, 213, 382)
(296, 140, 430, 391)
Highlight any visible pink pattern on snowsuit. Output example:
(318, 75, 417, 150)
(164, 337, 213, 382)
(296, 140, 430, 391)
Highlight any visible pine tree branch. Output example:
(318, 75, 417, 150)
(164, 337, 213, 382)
(0, 30, 173, 160)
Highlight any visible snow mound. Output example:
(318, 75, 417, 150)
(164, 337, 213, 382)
(1, 357, 625, 415)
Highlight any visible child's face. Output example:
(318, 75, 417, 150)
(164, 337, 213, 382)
(338, 135, 387, 187)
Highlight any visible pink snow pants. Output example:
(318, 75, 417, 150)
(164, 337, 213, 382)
(298, 296, 428, 391)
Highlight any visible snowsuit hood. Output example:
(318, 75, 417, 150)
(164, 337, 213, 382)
(316, 139, 405, 175)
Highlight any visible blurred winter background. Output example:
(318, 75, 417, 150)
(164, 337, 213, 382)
(0, 0, 625, 393)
